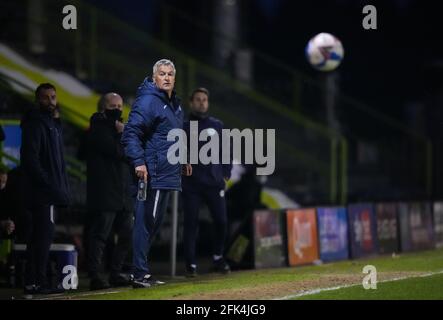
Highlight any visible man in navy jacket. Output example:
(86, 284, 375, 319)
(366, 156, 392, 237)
(182, 88, 232, 277)
(122, 59, 191, 288)
(20, 83, 70, 295)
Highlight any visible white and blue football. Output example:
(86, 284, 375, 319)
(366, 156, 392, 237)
(305, 32, 344, 72)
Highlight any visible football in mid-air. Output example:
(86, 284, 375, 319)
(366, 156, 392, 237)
(305, 33, 344, 71)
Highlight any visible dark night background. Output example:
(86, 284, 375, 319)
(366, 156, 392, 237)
(84, 0, 443, 120)
(2, 0, 442, 203)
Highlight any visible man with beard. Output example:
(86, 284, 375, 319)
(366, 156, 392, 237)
(21, 83, 70, 296)
(181, 88, 232, 277)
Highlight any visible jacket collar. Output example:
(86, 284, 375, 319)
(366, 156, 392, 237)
(21, 107, 55, 129)
(136, 78, 181, 111)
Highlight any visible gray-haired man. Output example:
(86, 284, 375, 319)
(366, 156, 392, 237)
(122, 59, 192, 288)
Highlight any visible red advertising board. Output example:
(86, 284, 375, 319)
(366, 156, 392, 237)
(286, 208, 319, 266)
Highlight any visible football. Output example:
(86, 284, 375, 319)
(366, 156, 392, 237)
(305, 32, 344, 71)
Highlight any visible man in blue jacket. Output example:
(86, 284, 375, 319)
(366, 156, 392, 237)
(122, 59, 191, 288)
(20, 83, 70, 295)
(182, 88, 232, 277)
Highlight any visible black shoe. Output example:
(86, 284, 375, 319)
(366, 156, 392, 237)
(23, 285, 65, 298)
(185, 265, 197, 278)
(90, 277, 111, 291)
(211, 258, 231, 274)
(23, 285, 38, 299)
(109, 273, 133, 287)
(36, 286, 65, 295)
(132, 274, 165, 289)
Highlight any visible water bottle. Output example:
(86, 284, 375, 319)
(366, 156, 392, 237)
(137, 179, 147, 201)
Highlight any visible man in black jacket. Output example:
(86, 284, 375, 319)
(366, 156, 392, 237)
(87, 92, 134, 290)
(20, 83, 70, 295)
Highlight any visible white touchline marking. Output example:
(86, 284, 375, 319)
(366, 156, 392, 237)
(37, 290, 122, 300)
(274, 269, 443, 300)
(35, 270, 443, 300)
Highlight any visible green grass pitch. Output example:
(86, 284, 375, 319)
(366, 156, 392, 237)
(56, 248, 443, 300)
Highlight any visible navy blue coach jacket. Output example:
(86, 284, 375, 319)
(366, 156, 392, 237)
(182, 113, 232, 189)
(122, 78, 184, 191)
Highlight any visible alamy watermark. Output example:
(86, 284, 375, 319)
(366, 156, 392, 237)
(63, 4, 377, 31)
(62, 265, 78, 290)
(62, 5, 77, 30)
(362, 5, 377, 30)
(362, 265, 377, 289)
(167, 121, 275, 176)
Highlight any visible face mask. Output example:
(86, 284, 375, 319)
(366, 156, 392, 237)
(105, 109, 122, 120)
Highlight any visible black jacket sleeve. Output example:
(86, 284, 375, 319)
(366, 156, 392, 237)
(21, 121, 52, 188)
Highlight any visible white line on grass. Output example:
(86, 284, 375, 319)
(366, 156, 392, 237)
(274, 269, 443, 300)
(37, 290, 123, 300)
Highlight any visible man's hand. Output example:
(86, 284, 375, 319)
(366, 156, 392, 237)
(0, 172, 7, 190)
(182, 164, 192, 176)
(115, 120, 125, 133)
(0, 219, 15, 235)
(135, 165, 149, 182)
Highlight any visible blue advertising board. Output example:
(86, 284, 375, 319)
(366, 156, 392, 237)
(316, 207, 349, 262)
(0, 120, 21, 169)
(347, 203, 378, 258)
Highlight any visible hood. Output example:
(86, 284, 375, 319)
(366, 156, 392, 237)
(136, 77, 181, 108)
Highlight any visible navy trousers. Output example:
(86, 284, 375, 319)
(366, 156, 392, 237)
(182, 185, 228, 266)
(132, 187, 170, 279)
